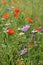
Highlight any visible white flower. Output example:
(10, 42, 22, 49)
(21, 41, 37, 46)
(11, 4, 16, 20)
(18, 28, 21, 30)
(19, 32, 24, 36)
(31, 30, 38, 33)
(11, 6, 14, 9)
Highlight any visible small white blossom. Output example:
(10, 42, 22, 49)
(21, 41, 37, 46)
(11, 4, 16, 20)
(18, 28, 21, 30)
(11, 6, 14, 9)
(31, 30, 38, 33)
(19, 32, 24, 36)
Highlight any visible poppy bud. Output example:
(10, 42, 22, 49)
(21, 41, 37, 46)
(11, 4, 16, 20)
(8, 29, 15, 35)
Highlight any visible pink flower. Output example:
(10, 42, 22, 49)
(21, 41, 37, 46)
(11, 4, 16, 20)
(21, 25, 30, 31)
(19, 48, 27, 55)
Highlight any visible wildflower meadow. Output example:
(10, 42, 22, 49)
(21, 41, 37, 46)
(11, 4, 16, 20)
(0, 0, 43, 65)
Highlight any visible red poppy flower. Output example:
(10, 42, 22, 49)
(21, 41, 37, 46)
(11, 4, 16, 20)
(3, 14, 9, 19)
(14, 8, 20, 13)
(14, 13, 18, 18)
(3, 1, 7, 5)
(35, 27, 41, 31)
(26, 17, 34, 23)
(8, 29, 15, 35)
(22, 63, 25, 65)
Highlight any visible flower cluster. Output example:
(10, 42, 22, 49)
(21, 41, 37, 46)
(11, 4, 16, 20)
(0, 0, 43, 65)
